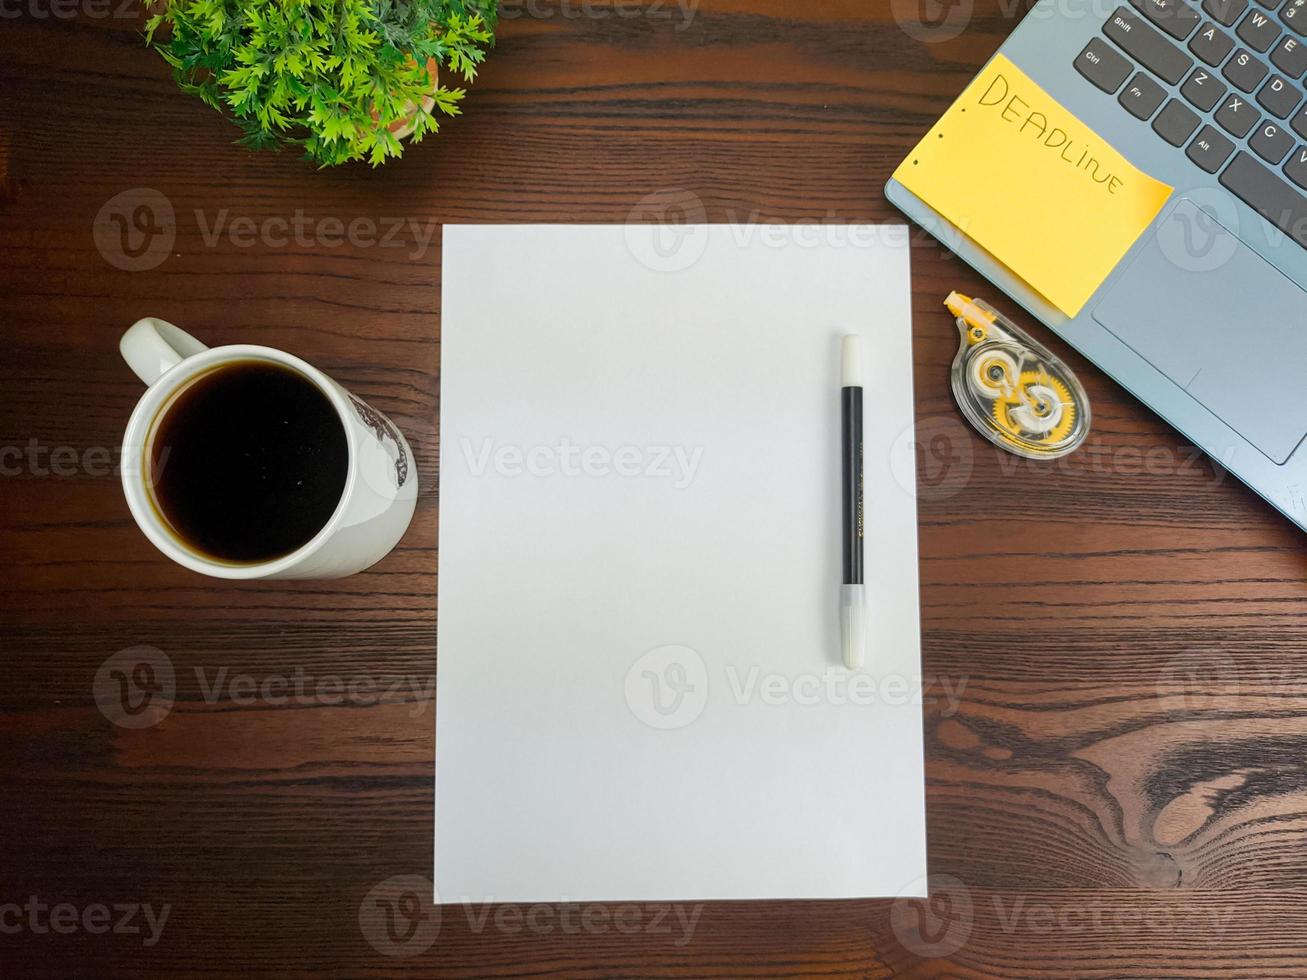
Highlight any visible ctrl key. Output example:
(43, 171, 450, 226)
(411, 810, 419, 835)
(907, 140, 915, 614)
(1076, 37, 1133, 92)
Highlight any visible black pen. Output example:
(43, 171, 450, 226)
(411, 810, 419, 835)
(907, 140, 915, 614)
(840, 335, 865, 670)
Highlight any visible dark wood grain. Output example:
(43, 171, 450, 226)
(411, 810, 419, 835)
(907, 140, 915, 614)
(3, 1, 1307, 976)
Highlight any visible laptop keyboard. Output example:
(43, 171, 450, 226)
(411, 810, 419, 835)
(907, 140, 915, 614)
(1075, 0, 1307, 247)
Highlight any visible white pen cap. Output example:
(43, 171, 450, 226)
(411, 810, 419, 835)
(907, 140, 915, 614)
(841, 334, 863, 388)
(840, 583, 866, 670)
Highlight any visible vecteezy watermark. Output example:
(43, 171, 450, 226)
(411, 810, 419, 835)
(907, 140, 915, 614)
(359, 875, 703, 957)
(890, 0, 976, 43)
(1155, 649, 1243, 713)
(623, 646, 967, 730)
(0, 439, 130, 477)
(890, 416, 976, 503)
(0, 0, 138, 19)
(359, 876, 441, 958)
(891, 874, 974, 958)
(623, 189, 933, 273)
(0, 897, 171, 947)
(93, 646, 176, 730)
(892, 874, 1239, 958)
(992, 439, 1235, 484)
(92, 188, 440, 271)
(725, 667, 967, 714)
(891, 0, 1143, 42)
(986, 894, 1237, 936)
(93, 647, 435, 729)
(624, 645, 711, 730)
(194, 209, 438, 260)
(1155, 191, 1243, 275)
(500, 0, 699, 30)
(458, 900, 702, 946)
(624, 189, 711, 273)
(883, 413, 1234, 504)
(93, 189, 176, 273)
(459, 437, 705, 489)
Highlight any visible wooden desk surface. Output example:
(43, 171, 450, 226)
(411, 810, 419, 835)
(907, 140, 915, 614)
(4, 1, 1307, 976)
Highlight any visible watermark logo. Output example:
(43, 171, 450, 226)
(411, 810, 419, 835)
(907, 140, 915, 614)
(890, 874, 974, 958)
(1156, 193, 1241, 274)
(1155, 650, 1241, 712)
(891, 0, 975, 43)
(624, 645, 709, 730)
(624, 189, 710, 273)
(890, 416, 975, 502)
(93, 646, 176, 730)
(93, 188, 176, 272)
(359, 875, 440, 958)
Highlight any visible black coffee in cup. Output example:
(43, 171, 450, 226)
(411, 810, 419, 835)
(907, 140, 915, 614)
(147, 360, 349, 563)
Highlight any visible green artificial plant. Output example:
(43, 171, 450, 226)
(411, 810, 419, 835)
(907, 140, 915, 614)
(144, 0, 497, 167)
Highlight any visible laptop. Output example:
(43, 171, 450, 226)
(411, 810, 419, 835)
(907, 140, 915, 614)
(887, 0, 1307, 531)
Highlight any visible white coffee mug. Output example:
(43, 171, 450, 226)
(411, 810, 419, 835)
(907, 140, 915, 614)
(119, 317, 418, 579)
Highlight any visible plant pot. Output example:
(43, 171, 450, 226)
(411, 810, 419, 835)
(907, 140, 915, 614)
(382, 57, 439, 141)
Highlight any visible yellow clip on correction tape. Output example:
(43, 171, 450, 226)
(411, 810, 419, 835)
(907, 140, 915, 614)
(945, 292, 1091, 460)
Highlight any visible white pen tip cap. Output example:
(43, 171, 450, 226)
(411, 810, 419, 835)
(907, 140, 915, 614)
(840, 584, 866, 670)
(841, 334, 864, 388)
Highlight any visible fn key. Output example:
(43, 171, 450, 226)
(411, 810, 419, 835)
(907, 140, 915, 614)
(1076, 37, 1133, 92)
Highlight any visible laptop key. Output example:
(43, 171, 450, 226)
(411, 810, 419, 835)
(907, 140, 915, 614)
(1182, 66, 1229, 108)
(1075, 37, 1135, 92)
(1154, 98, 1203, 143)
(1285, 144, 1307, 187)
(1189, 124, 1238, 169)
(1251, 119, 1296, 161)
(1220, 151, 1307, 246)
(1257, 73, 1304, 115)
(1121, 71, 1169, 116)
(1204, 0, 1248, 26)
(1237, 6, 1284, 49)
(1132, 0, 1203, 38)
(1106, 8, 1195, 83)
(1292, 103, 1307, 137)
(1271, 33, 1307, 75)
(1192, 21, 1238, 63)
(1217, 92, 1263, 134)
(1224, 47, 1271, 89)
(1282, 0, 1307, 34)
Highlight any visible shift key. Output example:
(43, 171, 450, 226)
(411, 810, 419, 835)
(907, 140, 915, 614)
(1105, 7, 1195, 84)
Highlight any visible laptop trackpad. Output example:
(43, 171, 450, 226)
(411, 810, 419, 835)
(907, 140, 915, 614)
(1092, 199, 1307, 464)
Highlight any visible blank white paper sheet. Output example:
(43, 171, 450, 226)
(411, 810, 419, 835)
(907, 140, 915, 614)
(436, 224, 926, 902)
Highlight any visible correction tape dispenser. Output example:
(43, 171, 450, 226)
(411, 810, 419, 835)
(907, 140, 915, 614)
(945, 292, 1091, 460)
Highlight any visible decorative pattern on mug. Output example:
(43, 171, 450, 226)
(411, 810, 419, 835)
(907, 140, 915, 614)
(349, 395, 409, 489)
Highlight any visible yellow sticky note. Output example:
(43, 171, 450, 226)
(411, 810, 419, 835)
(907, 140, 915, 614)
(894, 54, 1173, 317)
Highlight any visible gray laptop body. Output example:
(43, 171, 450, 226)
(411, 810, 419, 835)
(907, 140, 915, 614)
(886, 0, 1307, 531)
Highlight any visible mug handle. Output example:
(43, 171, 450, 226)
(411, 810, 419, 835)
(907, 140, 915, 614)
(120, 317, 210, 386)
